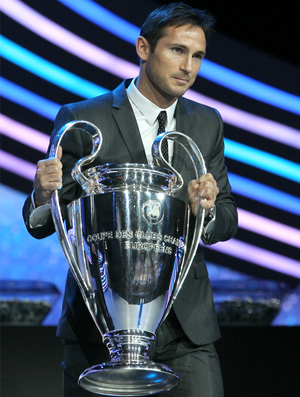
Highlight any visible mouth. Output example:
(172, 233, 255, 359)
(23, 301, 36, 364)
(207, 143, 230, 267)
(173, 77, 189, 84)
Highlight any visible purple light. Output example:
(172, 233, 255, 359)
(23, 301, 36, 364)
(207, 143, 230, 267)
(185, 91, 300, 150)
(2, 0, 300, 149)
(0, 150, 36, 180)
(0, 114, 49, 152)
(0, 0, 139, 80)
(238, 208, 300, 248)
(207, 239, 300, 279)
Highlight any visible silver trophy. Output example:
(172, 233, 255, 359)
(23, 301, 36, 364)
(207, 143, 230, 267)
(49, 121, 207, 396)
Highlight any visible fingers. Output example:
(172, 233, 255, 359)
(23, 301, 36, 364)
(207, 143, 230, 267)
(57, 145, 63, 160)
(187, 179, 200, 204)
(198, 173, 219, 209)
(36, 147, 63, 169)
(33, 148, 63, 207)
(36, 158, 62, 185)
(188, 173, 219, 215)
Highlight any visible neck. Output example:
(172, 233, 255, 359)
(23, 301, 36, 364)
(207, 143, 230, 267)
(135, 75, 177, 109)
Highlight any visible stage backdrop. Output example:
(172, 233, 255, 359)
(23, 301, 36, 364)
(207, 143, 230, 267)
(0, 0, 299, 326)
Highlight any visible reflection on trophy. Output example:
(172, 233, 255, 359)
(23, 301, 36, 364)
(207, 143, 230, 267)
(50, 121, 207, 396)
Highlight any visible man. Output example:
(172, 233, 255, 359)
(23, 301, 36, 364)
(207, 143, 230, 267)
(23, 3, 238, 396)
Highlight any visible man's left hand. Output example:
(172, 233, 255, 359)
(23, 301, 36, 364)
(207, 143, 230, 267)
(188, 173, 219, 217)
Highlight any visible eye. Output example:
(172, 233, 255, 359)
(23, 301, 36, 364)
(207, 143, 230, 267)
(193, 53, 204, 61)
(172, 47, 183, 54)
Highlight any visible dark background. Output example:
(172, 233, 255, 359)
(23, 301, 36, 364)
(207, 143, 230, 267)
(160, 0, 300, 68)
(118, 0, 300, 69)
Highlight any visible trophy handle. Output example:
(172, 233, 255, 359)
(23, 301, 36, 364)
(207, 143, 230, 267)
(49, 120, 102, 319)
(152, 131, 207, 322)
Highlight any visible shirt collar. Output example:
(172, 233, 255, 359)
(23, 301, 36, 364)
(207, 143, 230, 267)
(127, 78, 177, 127)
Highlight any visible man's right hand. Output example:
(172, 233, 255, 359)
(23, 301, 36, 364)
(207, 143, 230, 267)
(33, 146, 63, 207)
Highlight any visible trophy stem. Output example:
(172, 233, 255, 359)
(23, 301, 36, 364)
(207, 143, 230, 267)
(104, 330, 154, 362)
(78, 329, 180, 396)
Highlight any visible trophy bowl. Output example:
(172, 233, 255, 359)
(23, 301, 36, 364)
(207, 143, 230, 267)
(50, 121, 206, 396)
(68, 186, 188, 395)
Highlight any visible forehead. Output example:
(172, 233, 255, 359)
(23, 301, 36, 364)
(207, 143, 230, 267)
(158, 24, 206, 49)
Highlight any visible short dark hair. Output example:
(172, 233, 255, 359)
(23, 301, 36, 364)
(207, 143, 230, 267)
(140, 2, 215, 51)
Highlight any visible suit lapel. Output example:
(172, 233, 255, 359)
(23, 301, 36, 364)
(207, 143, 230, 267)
(172, 98, 193, 175)
(175, 98, 192, 135)
(112, 81, 147, 164)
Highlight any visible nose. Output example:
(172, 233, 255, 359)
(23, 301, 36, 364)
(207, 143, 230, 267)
(180, 56, 193, 74)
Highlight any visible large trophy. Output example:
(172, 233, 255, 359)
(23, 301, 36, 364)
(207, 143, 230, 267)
(50, 121, 207, 396)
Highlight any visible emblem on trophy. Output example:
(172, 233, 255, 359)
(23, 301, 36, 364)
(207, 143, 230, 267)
(142, 200, 164, 224)
(49, 120, 207, 396)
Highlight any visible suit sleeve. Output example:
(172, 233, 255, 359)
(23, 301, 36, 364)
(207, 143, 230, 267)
(202, 109, 238, 245)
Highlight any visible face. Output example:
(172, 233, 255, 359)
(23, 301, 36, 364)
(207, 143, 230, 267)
(136, 24, 206, 107)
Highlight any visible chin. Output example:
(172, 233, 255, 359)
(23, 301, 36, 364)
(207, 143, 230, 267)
(171, 83, 192, 96)
(171, 88, 188, 98)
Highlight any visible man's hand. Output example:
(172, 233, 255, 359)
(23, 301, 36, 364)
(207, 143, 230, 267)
(33, 146, 63, 207)
(188, 173, 219, 217)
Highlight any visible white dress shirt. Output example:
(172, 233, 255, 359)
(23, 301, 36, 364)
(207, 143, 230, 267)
(126, 78, 177, 165)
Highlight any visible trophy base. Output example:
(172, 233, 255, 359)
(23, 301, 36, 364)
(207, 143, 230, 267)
(78, 360, 180, 396)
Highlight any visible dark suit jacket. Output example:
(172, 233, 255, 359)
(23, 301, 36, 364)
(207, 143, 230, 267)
(23, 79, 238, 345)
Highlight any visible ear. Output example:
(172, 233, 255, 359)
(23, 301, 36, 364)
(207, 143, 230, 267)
(136, 36, 150, 61)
